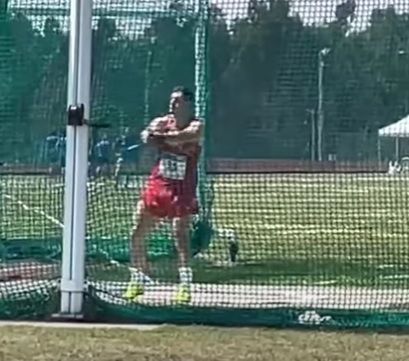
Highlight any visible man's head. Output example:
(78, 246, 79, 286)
(169, 86, 195, 117)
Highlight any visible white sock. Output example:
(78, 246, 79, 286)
(130, 268, 151, 285)
(179, 267, 193, 287)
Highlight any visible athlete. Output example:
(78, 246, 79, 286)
(124, 86, 203, 304)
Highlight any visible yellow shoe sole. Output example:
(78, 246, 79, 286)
(174, 287, 192, 305)
(123, 282, 144, 301)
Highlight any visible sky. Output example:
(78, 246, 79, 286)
(8, 0, 409, 33)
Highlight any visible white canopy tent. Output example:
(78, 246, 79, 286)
(378, 114, 409, 163)
(379, 115, 409, 138)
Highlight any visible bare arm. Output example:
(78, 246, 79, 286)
(140, 117, 167, 145)
(152, 120, 203, 145)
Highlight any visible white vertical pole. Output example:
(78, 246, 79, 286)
(194, 0, 208, 120)
(194, 0, 208, 211)
(311, 109, 316, 161)
(395, 137, 400, 162)
(306, 109, 315, 161)
(317, 48, 330, 162)
(60, 0, 92, 316)
(317, 51, 324, 162)
(144, 37, 155, 126)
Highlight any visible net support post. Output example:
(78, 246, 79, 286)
(194, 0, 209, 208)
(57, 0, 92, 319)
(194, 0, 208, 126)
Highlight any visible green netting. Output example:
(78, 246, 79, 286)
(3, 0, 409, 328)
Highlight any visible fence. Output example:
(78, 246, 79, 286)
(1, 0, 409, 328)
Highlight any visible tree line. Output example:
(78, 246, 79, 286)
(1, 0, 408, 163)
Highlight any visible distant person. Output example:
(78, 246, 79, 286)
(114, 127, 137, 188)
(94, 133, 112, 177)
(56, 130, 66, 175)
(45, 131, 60, 174)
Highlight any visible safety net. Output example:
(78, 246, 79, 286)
(2, 0, 409, 328)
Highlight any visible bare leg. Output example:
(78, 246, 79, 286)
(173, 216, 193, 297)
(131, 200, 157, 275)
(123, 200, 158, 300)
(114, 158, 122, 187)
(173, 216, 191, 269)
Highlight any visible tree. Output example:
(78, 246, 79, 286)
(315, 5, 409, 160)
(335, 0, 356, 27)
(0, 11, 71, 163)
(4, 1, 409, 162)
(29, 17, 67, 140)
(211, 0, 317, 158)
(0, 0, 7, 15)
(207, 4, 233, 155)
(0, 12, 47, 162)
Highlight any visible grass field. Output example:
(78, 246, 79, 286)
(2, 173, 409, 290)
(2, 324, 409, 361)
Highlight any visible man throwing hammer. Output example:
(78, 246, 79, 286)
(124, 86, 203, 304)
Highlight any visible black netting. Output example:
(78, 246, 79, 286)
(2, 0, 409, 328)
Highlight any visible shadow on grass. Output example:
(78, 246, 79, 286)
(192, 257, 375, 285)
(5, 238, 409, 288)
(86, 256, 409, 288)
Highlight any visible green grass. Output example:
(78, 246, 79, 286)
(2, 173, 409, 288)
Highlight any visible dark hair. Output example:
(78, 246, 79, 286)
(172, 86, 194, 102)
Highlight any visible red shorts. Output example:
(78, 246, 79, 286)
(142, 183, 198, 218)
